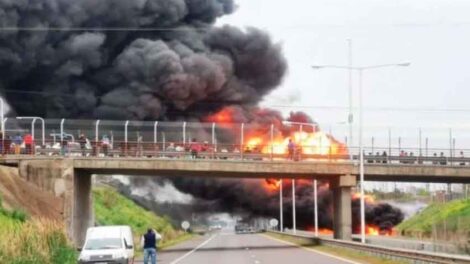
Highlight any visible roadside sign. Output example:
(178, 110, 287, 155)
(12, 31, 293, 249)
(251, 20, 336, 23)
(181, 221, 190, 231)
(269, 218, 279, 228)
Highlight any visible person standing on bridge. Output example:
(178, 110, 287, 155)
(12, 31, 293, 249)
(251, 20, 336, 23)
(13, 133, 22, 155)
(287, 139, 295, 160)
(24, 133, 33, 155)
(141, 228, 162, 264)
(79, 133, 87, 156)
(189, 138, 202, 159)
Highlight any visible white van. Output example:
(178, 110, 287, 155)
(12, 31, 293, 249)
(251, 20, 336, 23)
(78, 225, 135, 264)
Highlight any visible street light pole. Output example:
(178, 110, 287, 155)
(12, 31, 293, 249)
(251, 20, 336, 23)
(312, 62, 410, 243)
(314, 179, 318, 237)
(292, 179, 296, 234)
(279, 179, 283, 232)
(282, 120, 316, 234)
(358, 69, 366, 243)
(348, 39, 353, 160)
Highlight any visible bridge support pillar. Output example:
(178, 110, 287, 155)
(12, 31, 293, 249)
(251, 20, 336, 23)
(331, 174, 356, 240)
(72, 170, 94, 247)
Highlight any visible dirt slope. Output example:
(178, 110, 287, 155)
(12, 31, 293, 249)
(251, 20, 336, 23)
(0, 165, 63, 221)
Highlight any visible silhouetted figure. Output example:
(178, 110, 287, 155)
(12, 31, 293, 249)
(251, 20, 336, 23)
(382, 151, 388, 164)
(432, 153, 438, 165)
(375, 152, 381, 163)
(102, 135, 110, 156)
(13, 134, 22, 155)
(4, 136, 11, 155)
(287, 139, 295, 160)
(399, 150, 405, 164)
(190, 138, 201, 159)
(24, 134, 33, 155)
(79, 133, 87, 156)
(439, 152, 447, 165)
(459, 151, 465, 166)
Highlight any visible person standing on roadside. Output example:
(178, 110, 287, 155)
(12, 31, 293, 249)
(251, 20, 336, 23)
(141, 228, 162, 264)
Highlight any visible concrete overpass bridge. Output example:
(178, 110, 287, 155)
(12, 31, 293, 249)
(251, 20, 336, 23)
(4, 155, 470, 246)
(2, 117, 470, 246)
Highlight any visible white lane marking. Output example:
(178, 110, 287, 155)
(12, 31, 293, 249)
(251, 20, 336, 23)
(169, 234, 217, 264)
(262, 234, 362, 264)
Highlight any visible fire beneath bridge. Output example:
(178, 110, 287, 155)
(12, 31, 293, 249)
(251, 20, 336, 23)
(262, 179, 403, 236)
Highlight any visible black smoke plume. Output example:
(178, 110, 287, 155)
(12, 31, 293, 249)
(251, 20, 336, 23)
(0, 0, 404, 232)
(127, 177, 404, 232)
(0, 0, 286, 120)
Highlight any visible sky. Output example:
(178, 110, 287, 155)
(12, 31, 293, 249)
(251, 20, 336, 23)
(218, 0, 470, 152)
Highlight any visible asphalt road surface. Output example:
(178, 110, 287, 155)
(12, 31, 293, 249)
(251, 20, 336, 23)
(136, 231, 357, 264)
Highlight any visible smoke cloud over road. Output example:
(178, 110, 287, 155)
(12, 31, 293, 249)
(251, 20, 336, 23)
(0, 0, 286, 120)
(1, 0, 404, 232)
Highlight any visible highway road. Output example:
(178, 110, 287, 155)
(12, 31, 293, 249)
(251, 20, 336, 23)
(137, 231, 357, 264)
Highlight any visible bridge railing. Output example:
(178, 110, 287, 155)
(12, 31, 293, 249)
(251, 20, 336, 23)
(7, 138, 470, 167)
(2, 117, 470, 166)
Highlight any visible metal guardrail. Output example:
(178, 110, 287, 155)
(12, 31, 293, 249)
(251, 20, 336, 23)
(267, 230, 470, 264)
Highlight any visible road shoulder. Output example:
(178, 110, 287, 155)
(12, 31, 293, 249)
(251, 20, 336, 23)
(264, 232, 407, 264)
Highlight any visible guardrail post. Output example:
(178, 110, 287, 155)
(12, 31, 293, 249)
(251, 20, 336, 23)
(388, 128, 391, 163)
(95, 120, 100, 156)
(124, 120, 129, 156)
(398, 137, 401, 153)
(371, 137, 375, 157)
(240, 123, 244, 160)
(212, 122, 216, 159)
(154, 121, 158, 156)
(425, 138, 429, 158)
(182, 122, 187, 148)
(31, 119, 36, 155)
(270, 124, 274, 161)
(449, 128, 452, 165)
(60, 119, 65, 156)
(162, 132, 166, 152)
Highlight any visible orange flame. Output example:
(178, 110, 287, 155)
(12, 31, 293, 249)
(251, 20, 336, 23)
(306, 226, 334, 235)
(352, 193, 376, 204)
(318, 228, 334, 235)
(205, 107, 237, 123)
(366, 225, 380, 236)
(264, 179, 281, 192)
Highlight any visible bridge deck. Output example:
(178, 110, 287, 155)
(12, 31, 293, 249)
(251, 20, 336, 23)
(6, 156, 470, 183)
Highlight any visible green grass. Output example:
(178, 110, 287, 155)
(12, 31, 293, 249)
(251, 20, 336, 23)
(397, 198, 470, 236)
(0, 201, 77, 264)
(93, 186, 192, 250)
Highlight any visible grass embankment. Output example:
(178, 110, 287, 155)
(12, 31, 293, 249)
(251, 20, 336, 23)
(266, 233, 408, 264)
(0, 198, 76, 264)
(94, 186, 192, 251)
(397, 198, 470, 237)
